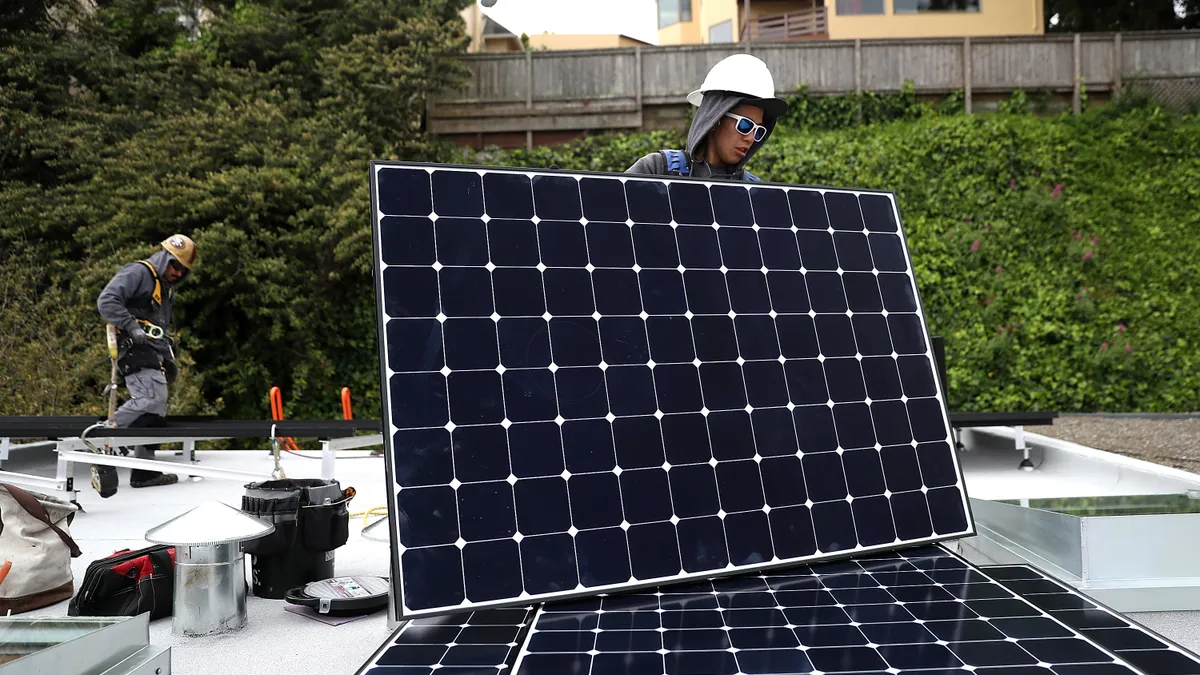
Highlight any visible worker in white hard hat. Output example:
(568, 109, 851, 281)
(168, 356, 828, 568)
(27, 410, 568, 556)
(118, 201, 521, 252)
(92, 234, 198, 495)
(626, 53, 788, 182)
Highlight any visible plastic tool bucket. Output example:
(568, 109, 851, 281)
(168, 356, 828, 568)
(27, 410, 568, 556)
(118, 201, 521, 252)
(240, 478, 351, 599)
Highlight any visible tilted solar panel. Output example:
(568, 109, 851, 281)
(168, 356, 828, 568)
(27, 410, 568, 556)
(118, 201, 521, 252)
(370, 162, 973, 619)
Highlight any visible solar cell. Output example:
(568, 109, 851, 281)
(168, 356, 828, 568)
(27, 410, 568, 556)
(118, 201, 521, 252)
(987, 564, 1200, 675)
(371, 162, 973, 618)
(511, 546, 1143, 675)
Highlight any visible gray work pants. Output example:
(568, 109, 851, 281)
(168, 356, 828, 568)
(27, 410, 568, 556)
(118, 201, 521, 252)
(113, 368, 169, 466)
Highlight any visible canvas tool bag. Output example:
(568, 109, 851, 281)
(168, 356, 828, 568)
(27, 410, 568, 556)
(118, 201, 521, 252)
(0, 483, 82, 614)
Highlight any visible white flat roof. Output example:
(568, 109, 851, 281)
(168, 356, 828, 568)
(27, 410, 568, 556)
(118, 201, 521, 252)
(958, 426, 1200, 501)
(9, 422, 1200, 671)
(13, 448, 394, 675)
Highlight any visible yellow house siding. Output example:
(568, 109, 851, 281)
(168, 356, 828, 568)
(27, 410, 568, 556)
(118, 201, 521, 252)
(659, 0, 750, 44)
(528, 34, 651, 50)
(827, 0, 1043, 39)
(701, 0, 739, 42)
(660, 0, 1043, 44)
(658, 18, 703, 45)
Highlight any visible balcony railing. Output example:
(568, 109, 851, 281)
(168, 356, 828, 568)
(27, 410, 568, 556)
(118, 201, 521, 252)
(740, 6, 829, 42)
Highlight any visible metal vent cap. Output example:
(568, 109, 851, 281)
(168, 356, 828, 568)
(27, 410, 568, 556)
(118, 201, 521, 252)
(145, 500, 274, 546)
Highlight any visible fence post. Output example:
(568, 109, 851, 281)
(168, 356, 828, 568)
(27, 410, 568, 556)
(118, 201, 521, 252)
(743, 0, 752, 50)
(963, 36, 973, 114)
(1113, 32, 1122, 97)
(854, 39, 863, 124)
(635, 45, 644, 131)
(525, 50, 534, 150)
(1080, 31, 1089, 113)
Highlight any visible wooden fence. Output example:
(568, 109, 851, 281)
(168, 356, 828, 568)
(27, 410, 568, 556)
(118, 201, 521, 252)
(429, 30, 1200, 148)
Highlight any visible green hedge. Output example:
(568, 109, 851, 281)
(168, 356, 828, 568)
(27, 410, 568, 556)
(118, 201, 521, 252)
(480, 99, 1200, 413)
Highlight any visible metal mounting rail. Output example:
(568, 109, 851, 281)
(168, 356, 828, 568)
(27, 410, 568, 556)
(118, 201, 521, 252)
(950, 411, 1059, 428)
(0, 418, 386, 499)
(0, 416, 383, 439)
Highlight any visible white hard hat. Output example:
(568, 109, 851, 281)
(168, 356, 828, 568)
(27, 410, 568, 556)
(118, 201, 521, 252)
(687, 53, 789, 118)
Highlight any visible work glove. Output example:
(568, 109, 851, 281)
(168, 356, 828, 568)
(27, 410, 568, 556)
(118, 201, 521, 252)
(163, 359, 178, 384)
(128, 325, 149, 345)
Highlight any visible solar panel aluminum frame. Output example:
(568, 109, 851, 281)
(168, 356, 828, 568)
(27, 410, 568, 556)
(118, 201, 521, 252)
(368, 159, 977, 621)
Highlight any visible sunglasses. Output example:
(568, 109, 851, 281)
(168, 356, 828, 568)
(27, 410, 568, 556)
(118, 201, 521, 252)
(725, 112, 768, 142)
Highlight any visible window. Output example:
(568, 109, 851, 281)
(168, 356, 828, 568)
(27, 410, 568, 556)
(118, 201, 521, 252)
(657, 0, 693, 29)
(893, 0, 981, 12)
(835, 0, 884, 14)
(708, 19, 733, 43)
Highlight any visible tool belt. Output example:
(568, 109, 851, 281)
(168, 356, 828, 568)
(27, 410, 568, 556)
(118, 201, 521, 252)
(116, 340, 164, 378)
(111, 320, 174, 379)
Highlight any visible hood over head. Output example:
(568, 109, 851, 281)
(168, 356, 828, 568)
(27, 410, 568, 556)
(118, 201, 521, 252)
(685, 90, 780, 176)
(147, 249, 177, 283)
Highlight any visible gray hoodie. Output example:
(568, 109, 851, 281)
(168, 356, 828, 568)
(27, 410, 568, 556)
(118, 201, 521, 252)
(626, 90, 778, 181)
(97, 249, 178, 363)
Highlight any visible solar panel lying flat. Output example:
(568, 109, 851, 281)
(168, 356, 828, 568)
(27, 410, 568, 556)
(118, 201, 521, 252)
(358, 607, 534, 674)
(354, 547, 1191, 675)
(987, 564, 1200, 675)
(510, 546, 1142, 675)
(371, 162, 973, 618)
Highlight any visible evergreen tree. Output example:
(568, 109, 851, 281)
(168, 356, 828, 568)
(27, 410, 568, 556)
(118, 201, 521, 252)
(0, 0, 473, 420)
(1046, 0, 1200, 32)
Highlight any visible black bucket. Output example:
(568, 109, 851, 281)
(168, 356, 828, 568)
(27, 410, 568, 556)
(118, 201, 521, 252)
(240, 478, 351, 599)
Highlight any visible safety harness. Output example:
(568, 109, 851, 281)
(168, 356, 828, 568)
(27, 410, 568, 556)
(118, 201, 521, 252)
(660, 149, 762, 182)
(105, 260, 173, 378)
(136, 260, 171, 309)
(127, 260, 170, 339)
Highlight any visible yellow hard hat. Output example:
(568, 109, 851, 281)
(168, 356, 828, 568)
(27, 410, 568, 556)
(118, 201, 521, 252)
(161, 234, 198, 270)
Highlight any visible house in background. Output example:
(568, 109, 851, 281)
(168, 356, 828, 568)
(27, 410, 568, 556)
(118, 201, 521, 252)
(658, 0, 1044, 45)
(461, 2, 651, 52)
(461, 3, 523, 52)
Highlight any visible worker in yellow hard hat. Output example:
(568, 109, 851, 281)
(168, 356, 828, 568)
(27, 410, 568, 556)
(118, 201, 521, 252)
(93, 235, 198, 495)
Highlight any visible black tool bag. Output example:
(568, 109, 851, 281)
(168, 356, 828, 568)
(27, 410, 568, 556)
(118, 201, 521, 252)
(67, 544, 175, 620)
(241, 478, 351, 598)
(115, 332, 165, 378)
(241, 479, 351, 557)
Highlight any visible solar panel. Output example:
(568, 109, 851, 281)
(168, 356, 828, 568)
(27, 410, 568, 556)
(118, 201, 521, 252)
(511, 546, 1143, 675)
(357, 607, 534, 674)
(371, 162, 974, 619)
(987, 564, 1200, 675)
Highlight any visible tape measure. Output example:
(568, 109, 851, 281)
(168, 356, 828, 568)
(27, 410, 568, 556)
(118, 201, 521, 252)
(283, 576, 390, 616)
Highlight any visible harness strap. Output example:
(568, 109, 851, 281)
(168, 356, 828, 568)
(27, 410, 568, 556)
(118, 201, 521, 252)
(136, 260, 163, 307)
(0, 482, 82, 557)
(661, 149, 690, 176)
(662, 148, 762, 182)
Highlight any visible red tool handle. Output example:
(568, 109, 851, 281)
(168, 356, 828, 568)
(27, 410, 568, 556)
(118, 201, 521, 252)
(269, 386, 299, 451)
